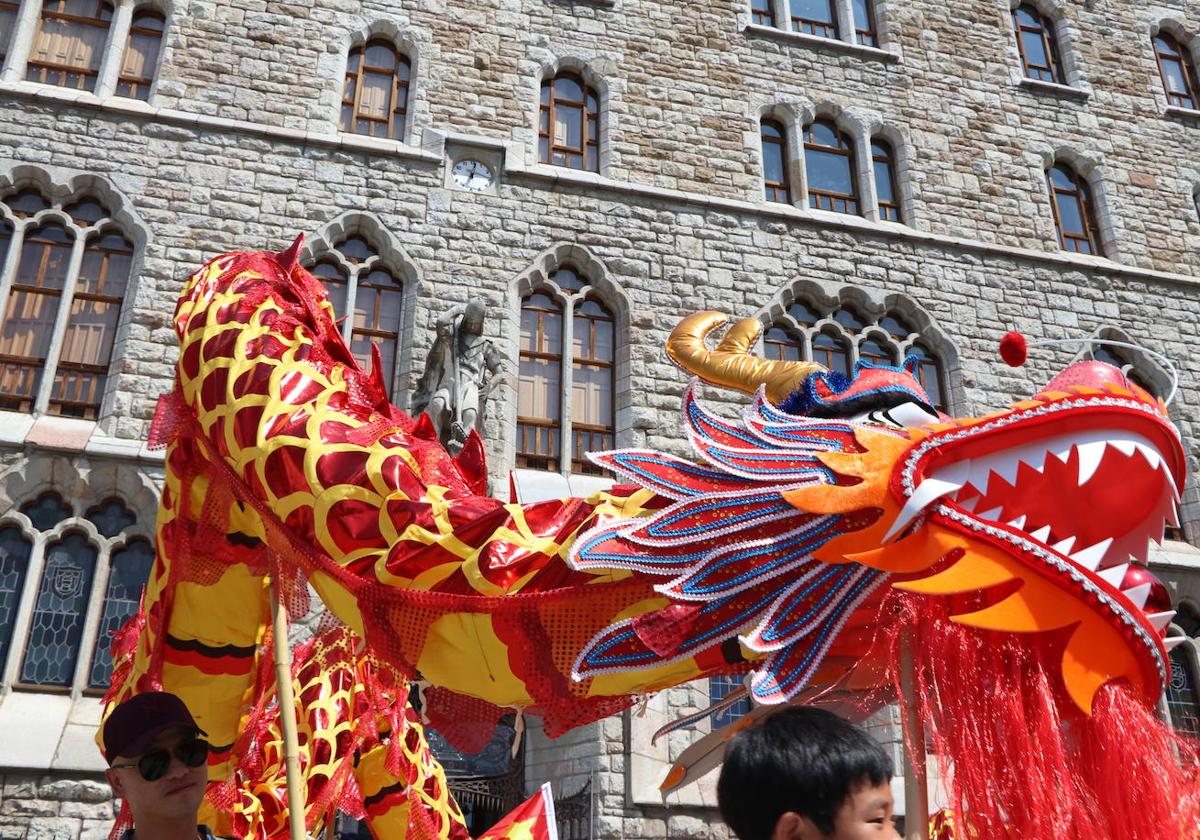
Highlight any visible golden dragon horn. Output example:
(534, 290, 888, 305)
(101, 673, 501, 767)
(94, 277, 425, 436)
(665, 311, 826, 404)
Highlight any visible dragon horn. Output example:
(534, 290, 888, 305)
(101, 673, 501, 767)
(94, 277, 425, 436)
(666, 311, 825, 404)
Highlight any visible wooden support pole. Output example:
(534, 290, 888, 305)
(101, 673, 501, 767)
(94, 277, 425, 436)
(270, 581, 308, 840)
(900, 637, 929, 840)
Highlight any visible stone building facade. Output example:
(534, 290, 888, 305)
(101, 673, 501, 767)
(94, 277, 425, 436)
(1, 0, 1199, 837)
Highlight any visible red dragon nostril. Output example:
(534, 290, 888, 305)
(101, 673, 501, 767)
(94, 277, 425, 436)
(1040, 360, 1137, 395)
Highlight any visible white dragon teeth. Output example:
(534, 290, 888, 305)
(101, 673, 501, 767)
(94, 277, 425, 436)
(1122, 582, 1153, 611)
(1164, 637, 1187, 652)
(1050, 536, 1076, 555)
(885, 460, 972, 542)
(976, 506, 1003, 522)
(1007, 515, 1027, 529)
(1069, 538, 1113, 572)
(1097, 564, 1129, 588)
(1145, 611, 1176, 632)
(1075, 441, 1107, 486)
(1029, 525, 1052, 543)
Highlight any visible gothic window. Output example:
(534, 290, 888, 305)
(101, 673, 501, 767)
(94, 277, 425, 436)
(750, 0, 774, 27)
(791, 0, 838, 39)
(0, 189, 133, 419)
(1154, 33, 1199, 110)
(766, 302, 948, 411)
(517, 268, 616, 476)
(709, 675, 751, 727)
(1166, 636, 1200, 738)
(540, 72, 600, 173)
(1046, 163, 1101, 255)
(851, 0, 876, 47)
(26, 0, 114, 92)
(116, 8, 164, 100)
(871, 139, 900, 222)
(1012, 5, 1063, 84)
(0, 0, 19, 63)
(305, 235, 403, 397)
(761, 119, 791, 204)
(804, 120, 858, 215)
(1, 491, 150, 693)
(342, 39, 411, 140)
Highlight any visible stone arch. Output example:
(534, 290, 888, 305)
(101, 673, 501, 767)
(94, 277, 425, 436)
(526, 52, 619, 174)
(304, 212, 421, 407)
(862, 121, 914, 224)
(329, 19, 428, 142)
(1005, 0, 1089, 89)
(752, 99, 811, 205)
(1032, 145, 1120, 260)
(760, 278, 964, 412)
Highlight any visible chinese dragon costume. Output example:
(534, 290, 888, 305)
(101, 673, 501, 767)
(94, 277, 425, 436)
(103, 240, 1199, 839)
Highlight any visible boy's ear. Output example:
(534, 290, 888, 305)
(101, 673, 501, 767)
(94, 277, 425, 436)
(771, 812, 819, 840)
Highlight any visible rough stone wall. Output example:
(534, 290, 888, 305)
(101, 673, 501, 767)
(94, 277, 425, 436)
(0, 775, 112, 840)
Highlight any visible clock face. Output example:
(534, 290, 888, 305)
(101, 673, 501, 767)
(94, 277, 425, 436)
(451, 159, 494, 192)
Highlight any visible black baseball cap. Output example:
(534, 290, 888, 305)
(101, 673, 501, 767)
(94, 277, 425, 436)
(102, 691, 206, 762)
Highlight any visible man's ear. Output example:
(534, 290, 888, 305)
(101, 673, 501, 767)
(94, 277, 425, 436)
(771, 812, 818, 840)
(105, 768, 124, 798)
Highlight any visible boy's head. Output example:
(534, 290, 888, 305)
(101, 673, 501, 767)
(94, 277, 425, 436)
(717, 706, 898, 840)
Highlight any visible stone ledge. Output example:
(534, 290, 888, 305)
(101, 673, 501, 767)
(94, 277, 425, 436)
(1164, 104, 1200, 124)
(1017, 77, 1091, 102)
(743, 23, 901, 64)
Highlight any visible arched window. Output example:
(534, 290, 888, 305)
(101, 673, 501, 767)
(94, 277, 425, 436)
(0, 490, 152, 694)
(26, 0, 114, 92)
(570, 298, 615, 474)
(804, 120, 858, 215)
(1154, 33, 1200, 110)
(1012, 5, 1063, 84)
(812, 330, 851, 376)
(852, 0, 877, 47)
(750, 0, 774, 27)
(765, 302, 948, 412)
(87, 537, 152, 687)
(1194, 190, 1200, 224)
(305, 234, 404, 396)
(0, 526, 32, 671)
(1046, 163, 1101, 255)
(53, 228, 132, 418)
(540, 72, 600, 172)
(342, 40, 411, 140)
(791, 0, 838, 38)
(871, 139, 900, 221)
(761, 119, 791, 204)
(0, 189, 132, 419)
(1166, 639, 1200, 737)
(517, 267, 616, 476)
(116, 8, 165, 100)
(517, 292, 563, 472)
(0, 222, 73, 413)
(0, 0, 19, 64)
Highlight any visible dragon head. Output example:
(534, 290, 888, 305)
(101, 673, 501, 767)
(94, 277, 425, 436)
(662, 311, 1184, 715)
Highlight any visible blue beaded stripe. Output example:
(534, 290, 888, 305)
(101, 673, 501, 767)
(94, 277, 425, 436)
(751, 570, 881, 699)
(606, 451, 744, 497)
(644, 494, 796, 539)
(583, 590, 777, 668)
(675, 518, 838, 597)
(756, 565, 855, 645)
(575, 527, 709, 569)
(688, 399, 769, 448)
(701, 447, 836, 483)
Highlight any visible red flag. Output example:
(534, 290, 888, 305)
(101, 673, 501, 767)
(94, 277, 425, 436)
(477, 783, 558, 840)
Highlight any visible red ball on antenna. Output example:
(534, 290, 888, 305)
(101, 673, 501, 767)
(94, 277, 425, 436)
(999, 331, 1028, 367)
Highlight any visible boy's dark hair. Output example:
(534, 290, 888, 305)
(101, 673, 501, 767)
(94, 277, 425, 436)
(716, 706, 893, 839)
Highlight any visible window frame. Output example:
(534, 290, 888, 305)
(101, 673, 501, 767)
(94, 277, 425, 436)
(1011, 5, 1064, 84)
(1153, 32, 1200, 110)
(304, 234, 405, 398)
(0, 492, 153, 699)
(803, 119, 859, 215)
(790, 0, 839, 39)
(1045, 163, 1102, 255)
(25, 0, 115, 93)
(870, 138, 901, 222)
(0, 191, 136, 420)
(539, 71, 601, 174)
(115, 6, 165, 101)
(760, 118, 792, 204)
(341, 38, 412, 141)
(516, 270, 617, 477)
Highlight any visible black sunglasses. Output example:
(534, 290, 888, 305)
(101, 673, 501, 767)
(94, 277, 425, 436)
(111, 738, 209, 781)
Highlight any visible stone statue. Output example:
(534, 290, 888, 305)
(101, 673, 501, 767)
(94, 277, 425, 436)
(411, 297, 504, 454)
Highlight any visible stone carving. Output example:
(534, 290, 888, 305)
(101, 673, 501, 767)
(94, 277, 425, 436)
(411, 298, 504, 454)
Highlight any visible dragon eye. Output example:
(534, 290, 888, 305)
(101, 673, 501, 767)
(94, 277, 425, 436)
(853, 402, 939, 430)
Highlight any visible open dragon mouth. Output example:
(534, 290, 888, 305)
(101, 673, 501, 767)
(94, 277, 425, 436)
(888, 382, 1187, 683)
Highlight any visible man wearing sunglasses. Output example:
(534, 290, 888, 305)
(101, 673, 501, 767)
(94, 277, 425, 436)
(101, 692, 218, 840)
